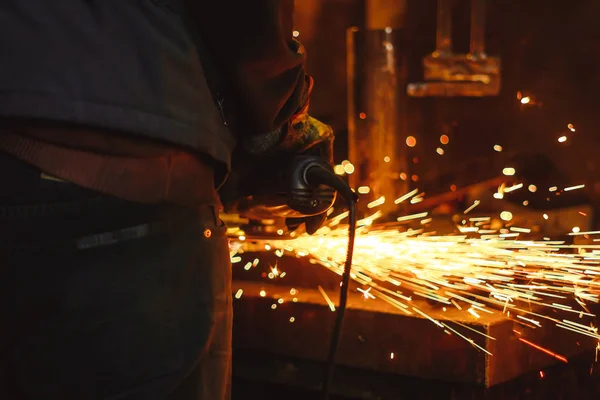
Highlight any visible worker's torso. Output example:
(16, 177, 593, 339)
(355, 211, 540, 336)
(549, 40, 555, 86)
(0, 0, 235, 169)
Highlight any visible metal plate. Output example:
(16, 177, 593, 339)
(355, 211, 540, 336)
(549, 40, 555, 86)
(232, 278, 597, 387)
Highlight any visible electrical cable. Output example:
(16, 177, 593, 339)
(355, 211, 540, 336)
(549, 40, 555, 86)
(304, 165, 358, 400)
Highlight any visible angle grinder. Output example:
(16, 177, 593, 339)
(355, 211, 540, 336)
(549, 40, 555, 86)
(220, 139, 355, 236)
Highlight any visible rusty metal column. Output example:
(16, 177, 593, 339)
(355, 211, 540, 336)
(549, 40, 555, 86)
(347, 2, 409, 217)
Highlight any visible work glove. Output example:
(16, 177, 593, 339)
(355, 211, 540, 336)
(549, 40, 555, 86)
(279, 112, 334, 235)
(220, 107, 335, 235)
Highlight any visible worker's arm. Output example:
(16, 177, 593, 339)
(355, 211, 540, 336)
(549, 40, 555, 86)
(185, 0, 309, 141)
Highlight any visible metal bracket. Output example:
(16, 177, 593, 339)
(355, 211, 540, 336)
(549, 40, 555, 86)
(407, 0, 501, 97)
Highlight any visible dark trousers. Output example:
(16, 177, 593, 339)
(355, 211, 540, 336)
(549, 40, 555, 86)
(0, 152, 232, 399)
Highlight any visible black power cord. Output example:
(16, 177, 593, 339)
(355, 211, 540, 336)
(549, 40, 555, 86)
(304, 166, 358, 400)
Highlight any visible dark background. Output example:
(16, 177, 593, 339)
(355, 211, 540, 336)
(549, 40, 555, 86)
(296, 0, 600, 221)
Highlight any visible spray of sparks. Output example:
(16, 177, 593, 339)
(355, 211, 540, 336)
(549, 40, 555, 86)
(232, 199, 600, 359)
(230, 112, 600, 362)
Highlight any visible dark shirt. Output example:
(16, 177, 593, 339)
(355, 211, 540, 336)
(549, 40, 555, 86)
(0, 0, 308, 203)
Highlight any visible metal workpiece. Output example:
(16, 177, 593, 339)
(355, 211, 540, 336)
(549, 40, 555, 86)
(232, 277, 597, 388)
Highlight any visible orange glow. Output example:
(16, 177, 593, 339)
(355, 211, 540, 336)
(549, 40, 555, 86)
(359, 112, 367, 120)
(440, 135, 449, 145)
(406, 136, 417, 147)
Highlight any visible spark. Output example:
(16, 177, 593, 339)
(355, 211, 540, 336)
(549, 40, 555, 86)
(504, 183, 523, 193)
(344, 163, 355, 175)
(464, 200, 480, 214)
(494, 145, 503, 152)
(397, 212, 428, 222)
(500, 211, 513, 221)
(519, 338, 568, 363)
(358, 287, 376, 299)
(558, 136, 567, 143)
(368, 196, 386, 209)
(570, 230, 600, 236)
(564, 184, 585, 192)
(318, 285, 336, 312)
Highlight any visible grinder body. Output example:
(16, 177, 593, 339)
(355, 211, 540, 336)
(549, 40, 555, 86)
(220, 141, 337, 221)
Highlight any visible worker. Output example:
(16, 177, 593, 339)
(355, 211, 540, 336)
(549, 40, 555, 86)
(0, 1, 333, 399)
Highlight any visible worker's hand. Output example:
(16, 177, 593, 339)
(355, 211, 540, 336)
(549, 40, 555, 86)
(281, 115, 334, 235)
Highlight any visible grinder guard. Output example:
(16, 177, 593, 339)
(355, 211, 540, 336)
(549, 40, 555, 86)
(220, 139, 337, 221)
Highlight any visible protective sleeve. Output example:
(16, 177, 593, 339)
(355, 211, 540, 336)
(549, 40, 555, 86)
(184, 0, 310, 139)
